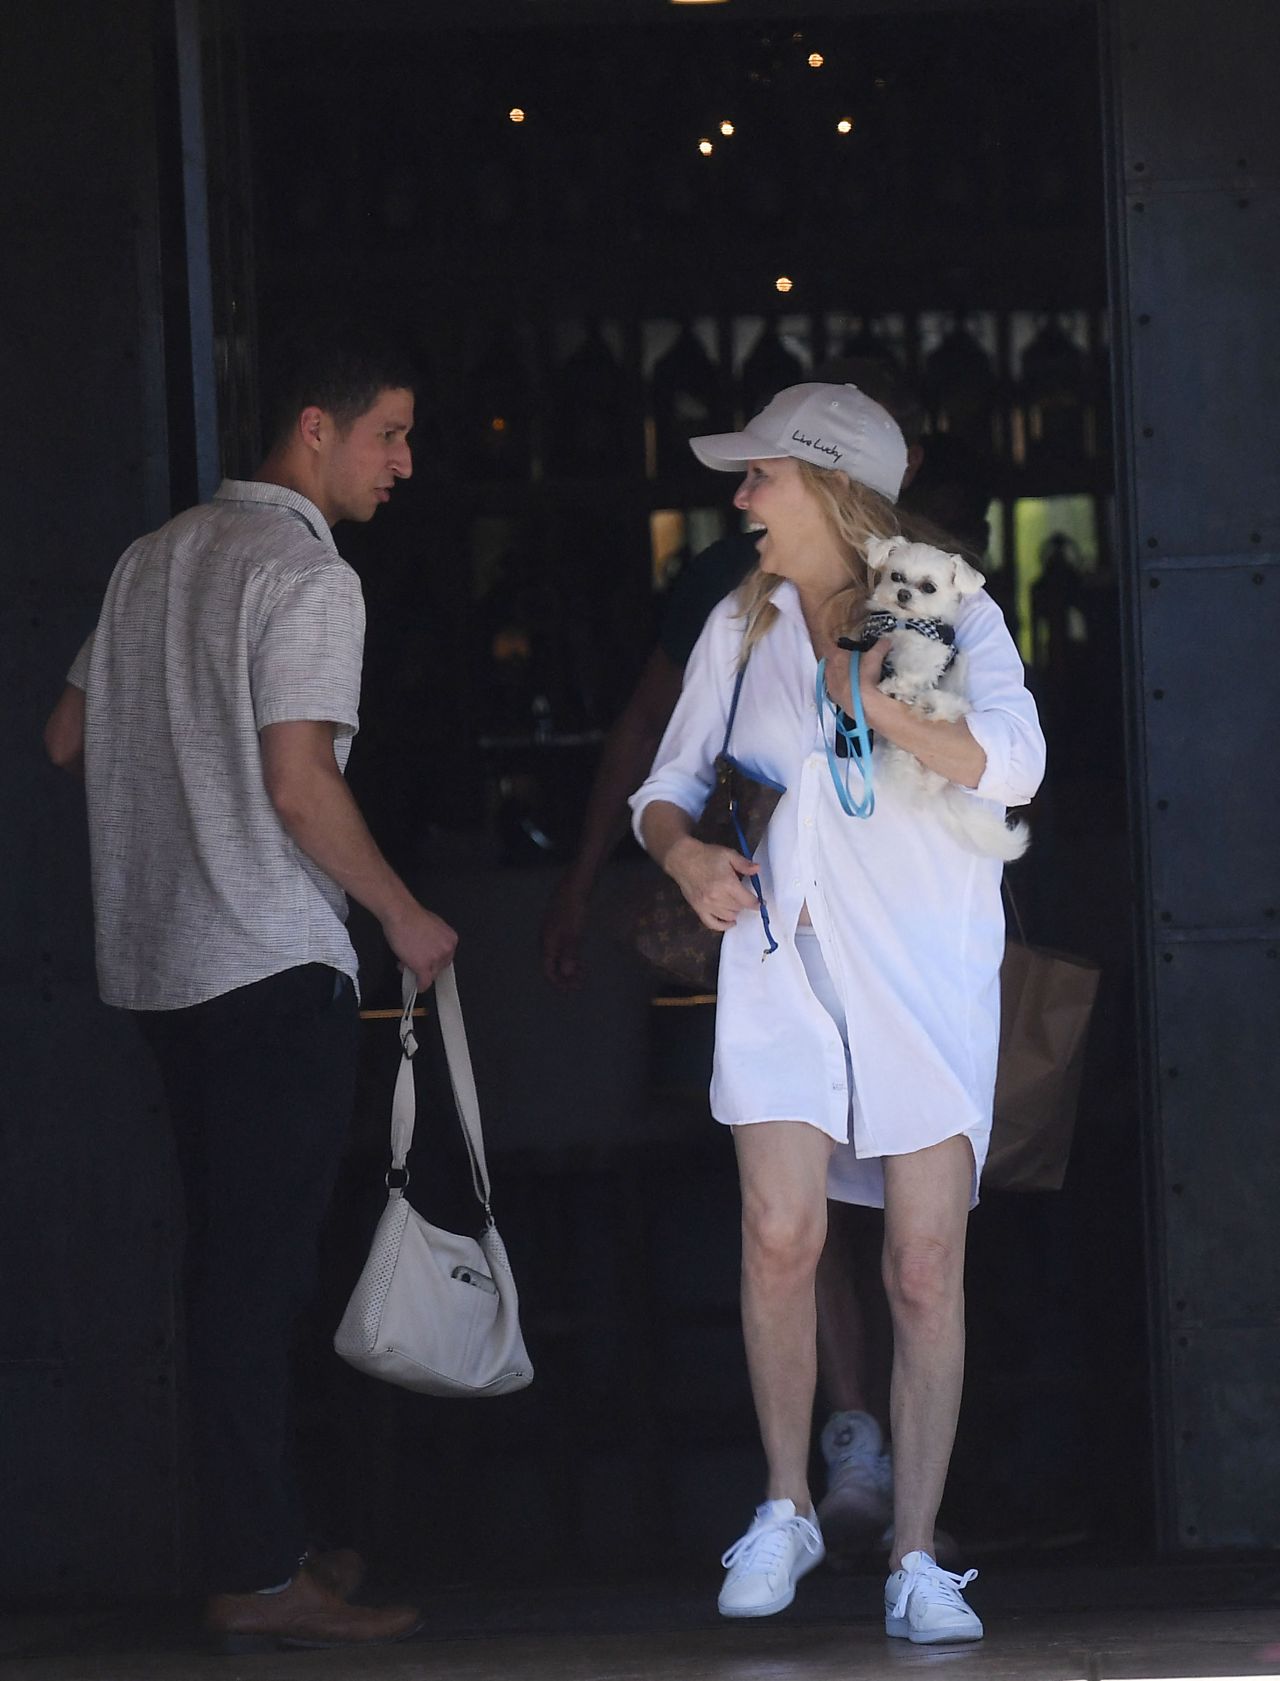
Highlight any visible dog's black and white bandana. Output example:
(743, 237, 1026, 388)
(830, 614, 961, 757)
(840, 613, 958, 677)
(843, 611, 958, 651)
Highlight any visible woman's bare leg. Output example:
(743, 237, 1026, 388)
(881, 1133, 974, 1569)
(733, 1120, 835, 1510)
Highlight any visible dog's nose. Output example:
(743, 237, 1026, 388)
(896, 587, 912, 606)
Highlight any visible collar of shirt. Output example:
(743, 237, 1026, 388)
(214, 479, 336, 553)
(771, 580, 807, 632)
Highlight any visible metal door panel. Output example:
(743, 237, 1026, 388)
(1110, 0, 1280, 1550)
(1125, 192, 1280, 558)
(1167, 1327, 1280, 1550)
(1154, 941, 1280, 1324)
(0, 986, 176, 1364)
(1138, 565, 1280, 925)
(1116, 0, 1280, 187)
(0, 1363, 181, 1597)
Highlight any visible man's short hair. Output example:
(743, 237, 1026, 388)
(261, 321, 419, 447)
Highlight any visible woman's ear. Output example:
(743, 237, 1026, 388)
(951, 555, 986, 596)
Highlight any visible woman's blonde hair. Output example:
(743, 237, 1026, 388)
(734, 463, 905, 662)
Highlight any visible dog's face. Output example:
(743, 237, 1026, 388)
(865, 536, 984, 623)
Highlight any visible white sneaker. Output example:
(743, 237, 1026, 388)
(718, 1499, 825, 1618)
(817, 1411, 893, 1552)
(885, 1550, 983, 1644)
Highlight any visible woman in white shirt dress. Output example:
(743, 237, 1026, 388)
(630, 384, 1045, 1645)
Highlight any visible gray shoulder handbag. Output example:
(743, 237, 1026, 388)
(333, 963, 533, 1397)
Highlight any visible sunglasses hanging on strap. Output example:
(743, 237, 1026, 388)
(815, 640, 876, 819)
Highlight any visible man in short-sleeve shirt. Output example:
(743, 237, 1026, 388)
(44, 330, 453, 1650)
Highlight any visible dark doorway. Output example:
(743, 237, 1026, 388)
(237, 0, 1145, 1588)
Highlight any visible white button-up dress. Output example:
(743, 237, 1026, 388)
(630, 581, 1046, 1206)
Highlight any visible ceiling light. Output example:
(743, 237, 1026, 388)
(808, 52, 825, 68)
(719, 120, 735, 136)
(837, 118, 853, 134)
(775, 276, 794, 293)
(698, 139, 714, 156)
(508, 107, 525, 123)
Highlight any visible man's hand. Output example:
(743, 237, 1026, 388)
(383, 902, 459, 992)
(664, 835, 759, 932)
(44, 683, 86, 776)
(541, 876, 588, 990)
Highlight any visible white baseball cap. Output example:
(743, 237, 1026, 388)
(690, 381, 909, 503)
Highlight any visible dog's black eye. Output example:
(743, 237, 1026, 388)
(921, 581, 936, 594)
(890, 571, 905, 584)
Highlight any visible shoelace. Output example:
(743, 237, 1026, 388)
(721, 1512, 822, 1575)
(890, 1557, 978, 1622)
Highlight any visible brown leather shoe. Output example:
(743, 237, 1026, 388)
(303, 1546, 365, 1601)
(204, 1567, 420, 1653)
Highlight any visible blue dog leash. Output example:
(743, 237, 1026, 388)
(729, 787, 779, 958)
(815, 649, 875, 819)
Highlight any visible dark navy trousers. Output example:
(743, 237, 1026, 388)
(136, 962, 358, 1593)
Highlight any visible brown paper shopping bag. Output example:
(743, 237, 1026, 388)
(984, 939, 1101, 1193)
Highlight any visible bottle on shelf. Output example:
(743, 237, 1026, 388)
(650, 323, 726, 479)
(834, 318, 901, 368)
(924, 315, 998, 455)
(739, 318, 806, 423)
(547, 323, 634, 478)
(1020, 315, 1092, 469)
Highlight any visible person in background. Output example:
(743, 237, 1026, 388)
(630, 382, 1044, 1642)
(542, 358, 979, 1563)
(43, 327, 456, 1653)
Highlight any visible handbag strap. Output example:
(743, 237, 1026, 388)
(1001, 876, 1028, 943)
(390, 963, 494, 1221)
(721, 658, 748, 757)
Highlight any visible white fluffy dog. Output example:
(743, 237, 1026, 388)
(858, 535, 1029, 861)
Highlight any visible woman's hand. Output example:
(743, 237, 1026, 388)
(821, 638, 889, 721)
(855, 637, 890, 715)
(822, 635, 897, 728)
(664, 835, 760, 932)
(849, 638, 987, 788)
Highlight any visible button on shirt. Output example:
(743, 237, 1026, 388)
(68, 480, 366, 1010)
(629, 582, 1046, 1199)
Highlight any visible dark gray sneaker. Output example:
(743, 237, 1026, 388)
(817, 1410, 893, 1552)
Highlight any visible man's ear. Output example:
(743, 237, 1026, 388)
(951, 554, 986, 596)
(299, 405, 326, 454)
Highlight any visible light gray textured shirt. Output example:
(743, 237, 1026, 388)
(69, 479, 365, 1010)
